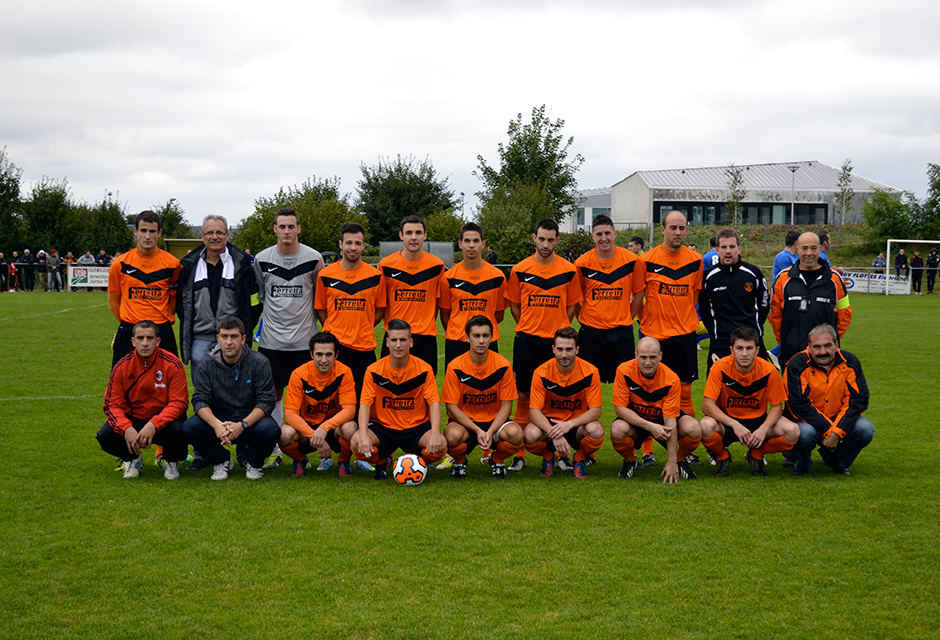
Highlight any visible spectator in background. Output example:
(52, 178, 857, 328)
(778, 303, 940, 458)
(627, 236, 644, 255)
(926, 249, 939, 294)
(96, 249, 111, 291)
(772, 230, 800, 284)
(895, 249, 909, 280)
(701, 236, 718, 270)
(487, 246, 498, 264)
(689, 243, 698, 253)
(21, 249, 35, 291)
(36, 250, 48, 292)
(871, 252, 886, 269)
(61, 251, 76, 291)
(0, 252, 7, 292)
(911, 250, 924, 295)
(77, 250, 96, 293)
(47, 250, 61, 292)
(9, 251, 21, 291)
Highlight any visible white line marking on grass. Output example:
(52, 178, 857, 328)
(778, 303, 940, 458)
(0, 303, 108, 322)
(0, 394, 98, 402)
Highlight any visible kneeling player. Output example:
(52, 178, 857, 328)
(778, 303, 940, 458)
(700, 327, 799, 476)
(280, 332, 358, 477)
(442, 315, 522, 479)
(610, 337, 701, 482)
(352, 319, 447, 479)
(524, 327, 605, 479)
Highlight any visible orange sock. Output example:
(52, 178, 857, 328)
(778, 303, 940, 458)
(155, 444, 164, 460)
(481, 448, 493, 458)
(702, 432, 729, 461)
(526, 440, 552, 461)
(574, 435, 604, 462)
(364, 449, 381, 465)
(338, 437, 352, 464)
(281, 441, 305, 462)
(493, 440, 515, 465)
(512, 442, 526, 458)
(612, 437, 636, 462)
(641, 437, 654, 456)
(678, 436, 701, 460)
(448, 442, 468, 465)
(680, 387, 696, 417)
(421, 448, 445, 463)
(752, 436, 795, 460)
(513, 400, 530, 428)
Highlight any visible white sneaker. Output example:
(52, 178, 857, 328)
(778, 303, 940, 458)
(317, 457, 333, 471)
(123, 455, 143, 478)
(245, 463, 263, 480)
(211, 459, 234, 480)
(163, 461, 180, 480)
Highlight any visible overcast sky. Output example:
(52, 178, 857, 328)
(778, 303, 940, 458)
(3, 0, 938, 226)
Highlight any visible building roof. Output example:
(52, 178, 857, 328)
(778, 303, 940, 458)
(573, 187, 611, 208)
(615, 161, 900, 193)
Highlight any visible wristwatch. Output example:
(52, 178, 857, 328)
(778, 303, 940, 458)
(241, 420, 249, 430)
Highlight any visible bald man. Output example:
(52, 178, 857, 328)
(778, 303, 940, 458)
(770, 232, 852, 367)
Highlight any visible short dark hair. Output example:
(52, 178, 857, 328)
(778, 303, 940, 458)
(275, 208, 299, 225)
(592, 214, 614, 229)
(460, 222, 484, 241)
(135, 210, 161, 230)
(784, 230, 800, 247)
(310, 331, 340, 353)
(716, 229, 740, 245)
(629, 235, 644, 249)
(535, 219, 559, 235)
(132, 320, 159, 338)
(554, 326, 579, 345)
(709, 235, 718, 248)
(340, 222, 365, 242)
(818, 232, 830, 244)
(387, 318, 412, 335)
(464, 314, 493, 335)
(217, 316, 246, 335)
(400, 216, 425, 233)
(730, 326, 760, 347)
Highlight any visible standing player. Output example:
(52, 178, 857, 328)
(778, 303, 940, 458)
(505, 219, 582, 469)
(353, 319, 447, 479)
(524, 327, 604, 479)
(610, 337, 701, 482)
(378, 216, 445, 373)
(573, 214, 644, 383)
(700, 327, 799, 477)
(698, 228, 770, 377)
(254, 208, 323, 426)
(442, 316, 521, 479)
(279, 332, 359, 477)
(315, 222, 385, 398)
(439, 222, 507, 368)
(108, 210, 182, 368)
(637, 210, 703, 418)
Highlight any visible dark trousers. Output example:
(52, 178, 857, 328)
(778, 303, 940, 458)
(928, 270, 937, 294)
(112, 321, 178, 369)
(912, 271, 923, 292)
(182, 413, 279, 469)
(96, 417, 188, 462)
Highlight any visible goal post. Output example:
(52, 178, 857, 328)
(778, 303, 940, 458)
(885, 239, 940, 295)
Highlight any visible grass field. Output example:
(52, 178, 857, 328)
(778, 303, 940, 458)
(1, 291, 938, 639)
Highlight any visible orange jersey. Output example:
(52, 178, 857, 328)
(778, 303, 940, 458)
(575, 247, 645, 329)
(108, 248, 181, 324)
(379, 251, 445, 336)
(611, 359, 681, 422)
(283, 360, 357, 436)
(439, 262, 507, 341)
(530, 357, 602, 423)
(506, 255, 582, 338)
(442, 350, 517, 423)
(704, 356, 785, 421)
(361, 355, 439, 431)
(638, 244, 703, 340)
(315, 261, 385, 351)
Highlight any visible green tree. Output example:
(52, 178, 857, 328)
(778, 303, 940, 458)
(0, 147, 23, 252)
(475, 104, 584, 225)
(152, 198, 194, 247)
(21, 177, 76, 253)
(912, 163, 940, 240)
(425, 209, 464, 246)
(835, 158, 855, 242)
(862, 187, 915, 247)
(234, 176, 366, 254)
(356, 155, 455, 244)
(79, 197, 134, 255)
(475, 183, 557, 264)
(724, 162, 746, 226)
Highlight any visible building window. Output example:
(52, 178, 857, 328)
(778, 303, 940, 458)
(577, 208, 585, 226)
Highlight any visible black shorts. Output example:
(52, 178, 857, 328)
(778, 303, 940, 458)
(449, 419, 513, 454)
(543, 426, 582, 453)
(444, 339, 498, 369)
(298, 429, 341, 455)
(659, 332, 698, 384)
(369, 421, 432, 459)
(722, 415, 768, 447)
(623, 411, 691, 448)
(258, 347, 311, 390)
(578, 324, 635, 383)
(337, 343, 376, 400)
(112, 321, 178, 369)
(512, 332, 555, 394)
(381, 333, 438, 375)
(706, 338, 768, 377)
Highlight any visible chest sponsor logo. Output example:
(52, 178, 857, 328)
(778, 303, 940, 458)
(395, 289, 426, 303)
(335, 298, 365, 312)
(128, 287, 164, 300)
(382, 397, 415, 411)
(458, 298, 488, 312)
(306, 398, 338, 415)
(272, 284, 303, 298)
(727, 396, 761, 410)
(462, 392, 497, 406)
(658, 283, 689, 297)
(550, 398, 583, 411)
(528, 293, 560, 308)
(591, 288, 622, 301)
(628, 402, 663, 422)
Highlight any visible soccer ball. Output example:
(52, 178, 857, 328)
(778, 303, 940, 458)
(393, 454, 427, 486)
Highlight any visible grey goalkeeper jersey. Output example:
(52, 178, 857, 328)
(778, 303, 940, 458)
(254, 243, 323, 351)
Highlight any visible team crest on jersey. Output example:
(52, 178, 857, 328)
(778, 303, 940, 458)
(744, 282, 754, 292)
(272, 285, 303, 298)
(156, 370, 163, 382)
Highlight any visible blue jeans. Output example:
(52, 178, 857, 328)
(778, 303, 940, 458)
(794, 417, 874, 471)
(190, 338, 217, 386)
